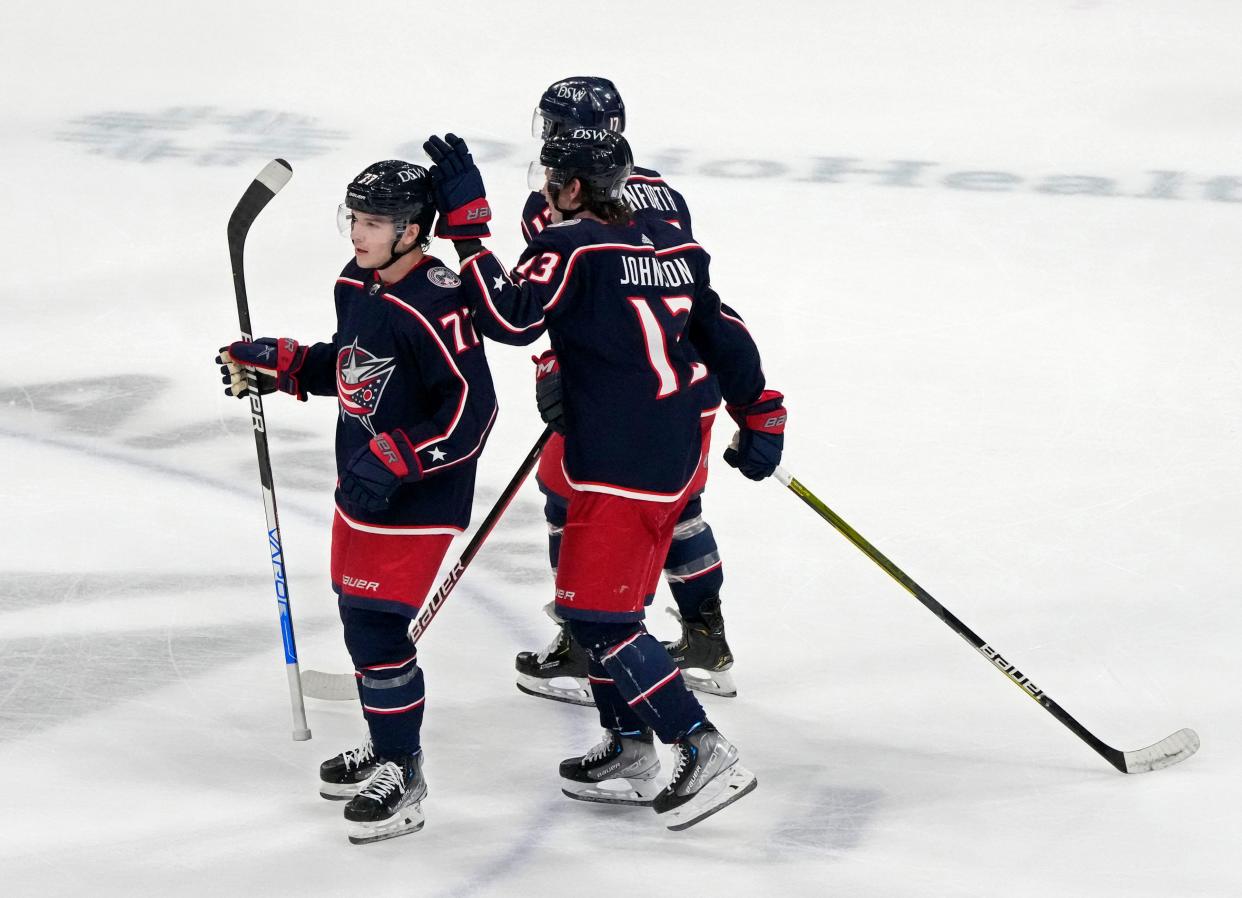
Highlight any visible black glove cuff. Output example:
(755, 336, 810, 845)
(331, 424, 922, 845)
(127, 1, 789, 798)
(453, 238, 484, 262)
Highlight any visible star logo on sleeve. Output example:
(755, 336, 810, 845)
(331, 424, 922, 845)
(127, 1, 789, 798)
(427, 447, 448, 462)
(492, 275, 506, 292)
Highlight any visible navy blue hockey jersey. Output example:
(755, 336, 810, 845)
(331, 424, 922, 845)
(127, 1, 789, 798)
(461, 218, 763, 500)
(296, 255, 498, 529)
(520, 165, 721, 414)
(520, 166, 693, 243)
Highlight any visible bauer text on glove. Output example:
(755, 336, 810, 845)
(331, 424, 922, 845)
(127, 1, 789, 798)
(338, 431, 424, 513)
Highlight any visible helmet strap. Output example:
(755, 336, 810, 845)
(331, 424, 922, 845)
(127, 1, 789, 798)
(370, 221, 417, 271)
(549, 185, 584, 219)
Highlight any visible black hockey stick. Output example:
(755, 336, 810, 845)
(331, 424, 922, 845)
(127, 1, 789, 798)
(773, 466, 1199, 774)
(227, 158, 312, 741)
(302, 424, 557, 701)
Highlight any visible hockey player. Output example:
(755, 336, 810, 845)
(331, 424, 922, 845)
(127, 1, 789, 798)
(516, 76, 736, 706)
(216, 161, 498, 844)
(421, 129, 786, 829)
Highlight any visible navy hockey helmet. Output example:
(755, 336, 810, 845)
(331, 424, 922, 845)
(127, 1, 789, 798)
(339, 160, 435, 247)
(532, 76, 626, 140)
(533, 128, 634, 203)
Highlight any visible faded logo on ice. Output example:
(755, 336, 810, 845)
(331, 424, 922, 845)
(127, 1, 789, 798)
(336, 338, 397, 436)
(56, 106, 346, 166)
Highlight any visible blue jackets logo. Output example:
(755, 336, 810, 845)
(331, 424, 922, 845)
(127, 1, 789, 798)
(336, 337, 397, 436)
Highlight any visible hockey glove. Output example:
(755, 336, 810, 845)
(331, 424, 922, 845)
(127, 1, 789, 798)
(723, 389, 786, 481)
(218, 338, 309, 400)
(339, 431, 423, 513)
(423, 133, 492, 241)
(217, 348, 276, 398)
(532, 350, 566, 434)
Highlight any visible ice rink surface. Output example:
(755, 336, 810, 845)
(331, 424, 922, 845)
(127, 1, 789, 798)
(1, 1, 1238, 895)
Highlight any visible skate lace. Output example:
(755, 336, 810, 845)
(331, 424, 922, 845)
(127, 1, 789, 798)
(583, 731, 618, 764)
(342, 737, 375, 772)
(669, 741, 692, 783)
(358, 761, 404, 801)
(535, 627, 568, 663)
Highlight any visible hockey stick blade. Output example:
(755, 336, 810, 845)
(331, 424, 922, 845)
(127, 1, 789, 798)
(1117, 727, 1200, 774)
(227, 159, 292, 243)
(302, 669, 359, 702)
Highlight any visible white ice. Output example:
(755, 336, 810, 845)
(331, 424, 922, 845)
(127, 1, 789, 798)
(0, 2, 1237, 895)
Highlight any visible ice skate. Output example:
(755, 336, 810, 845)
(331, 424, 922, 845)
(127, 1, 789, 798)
(560, 729, 662, 806)
(515, 603, 593, 706)
(663, 596, 737, 697)
(319, 735, 378, 800)
(343, 752, 427, 845)
(652, 725, 756, 830)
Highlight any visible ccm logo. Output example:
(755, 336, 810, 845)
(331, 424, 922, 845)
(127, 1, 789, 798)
(342, 575, 380, 592)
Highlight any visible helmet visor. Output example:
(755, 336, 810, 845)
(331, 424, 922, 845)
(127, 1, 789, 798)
(336, 203, 354, 237)
(531, 107, 562, 140)
(527, 161, 550, 192)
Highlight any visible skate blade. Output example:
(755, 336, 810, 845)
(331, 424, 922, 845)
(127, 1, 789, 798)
(319, 782, 361, 801)
(515, 674, 595, 707)
(661, 763, 757, 831)
(681, 667, 737, 698)
(346, 805, 426, 845)
(561, 774, 661, 807)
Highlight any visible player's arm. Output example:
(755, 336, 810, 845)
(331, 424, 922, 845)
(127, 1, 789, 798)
(686, 286, 765, 405)
(459, 238, 575, 345)
(687, 280, 787, 481)
(422, 133, 570, 345)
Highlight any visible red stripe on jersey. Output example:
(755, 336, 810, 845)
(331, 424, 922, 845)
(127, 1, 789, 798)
(378, 292, 471, 461)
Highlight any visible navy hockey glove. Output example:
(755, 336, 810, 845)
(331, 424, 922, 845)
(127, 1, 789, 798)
(218, 338, 309, 399)
(339, 431, 423, 513)
(422, 133, 492, 241)
(532, 350, 565, 434)
(723, 389, 787, 481)
(216, 348, 276, 398)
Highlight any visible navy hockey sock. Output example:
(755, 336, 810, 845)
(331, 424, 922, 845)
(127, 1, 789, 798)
(341, 606, 425, 758)
(663, 497, 724, 621)
(568, 620, 706, 743)
(586, 657, 648, 735)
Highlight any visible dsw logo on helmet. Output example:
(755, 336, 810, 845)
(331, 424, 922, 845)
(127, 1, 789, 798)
(569, 128, 610, 142)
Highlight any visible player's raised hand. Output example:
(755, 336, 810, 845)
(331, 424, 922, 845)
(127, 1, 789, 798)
(723, 390, 786, 480)
(422, 133, 491, 240)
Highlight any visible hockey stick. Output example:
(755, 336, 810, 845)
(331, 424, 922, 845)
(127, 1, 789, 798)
(302, 424, 557, 701)
(227, 158, 312, 741)
(773, 466, 1199, 774)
